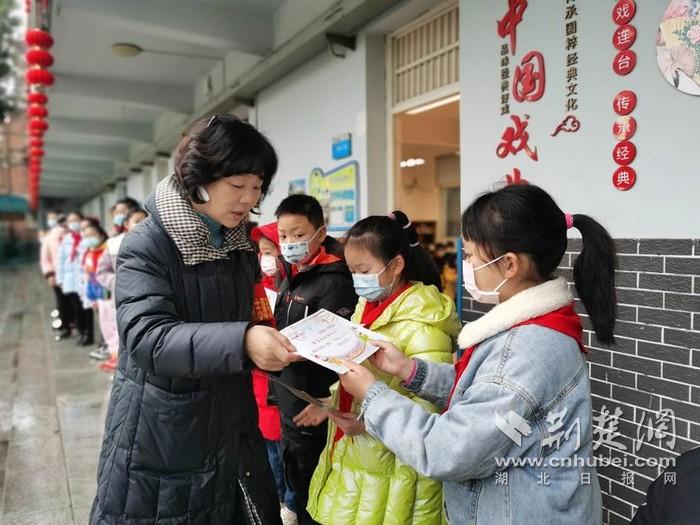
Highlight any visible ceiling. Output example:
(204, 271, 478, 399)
(41, 0, 286, 200)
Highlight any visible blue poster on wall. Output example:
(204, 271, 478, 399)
(309, 161, 359, 233)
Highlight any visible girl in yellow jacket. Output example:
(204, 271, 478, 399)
(306, 211, 461, 525)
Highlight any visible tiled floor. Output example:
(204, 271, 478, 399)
(0, 266, 112, 524)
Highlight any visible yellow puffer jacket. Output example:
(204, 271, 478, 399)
(307, 282, 460, 525)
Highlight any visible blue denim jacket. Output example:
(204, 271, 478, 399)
(360, 278, 602, 524)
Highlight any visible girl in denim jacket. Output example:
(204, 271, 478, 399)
(339, 184, 616, 525)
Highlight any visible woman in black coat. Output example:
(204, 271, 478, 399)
(90, 115, 300, 525)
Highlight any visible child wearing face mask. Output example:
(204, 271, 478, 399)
(250, 222, 297, 521)
(251, 221, 285, 293)
(273, 194, 357, 525)
(306, 210, 460, 525)
(337, 185, 615, 525)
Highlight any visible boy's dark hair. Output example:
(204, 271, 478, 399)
(345, 210, 443, 291)
(125, 207, 147, 224)
(461, 184, 617, 345)
(116, 197, 140, 210)
(275, 194, 325, 229)
(173, 114, 278, 205)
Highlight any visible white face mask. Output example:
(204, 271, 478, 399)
(280, 229, 322, 265)
(260, 254, 279, 276)
(462, 254, 508, 304)
(352, 260, 396, 302)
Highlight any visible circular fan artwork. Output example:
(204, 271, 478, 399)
(656, 0, 700, 95)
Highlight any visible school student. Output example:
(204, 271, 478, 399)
(273, 194, 357, 525)
(307, 211, 460, 524)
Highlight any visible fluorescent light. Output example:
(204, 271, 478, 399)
(406, 94, 460, 115)
(399, 158, 426, 169)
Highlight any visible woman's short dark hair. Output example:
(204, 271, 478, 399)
(173, 114, 278, 205)
(275, 194, 325, 229)
(461, 184, 617, 345)
(345, 211, 443, 291)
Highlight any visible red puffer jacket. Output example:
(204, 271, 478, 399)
(252, 369, 282, 441)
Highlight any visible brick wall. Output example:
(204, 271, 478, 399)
(460, 238, 700, 525)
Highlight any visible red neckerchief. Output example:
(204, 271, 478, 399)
(445, 303, 585, 409)
(333, 282, 413, 444)
(83, 245, 106, 273)
(291, 246, 341, 278)
(69, 231, 81, 261)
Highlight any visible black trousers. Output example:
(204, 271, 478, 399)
(52, 285, 69, 329)
(65, 292, 94, 337)
(281, 425, 327, 525)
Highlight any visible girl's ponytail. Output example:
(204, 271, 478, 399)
(571, 214, 617, 345)
(389, 210, 443, 291)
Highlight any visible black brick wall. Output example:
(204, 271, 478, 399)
(460, 238, 700, 525)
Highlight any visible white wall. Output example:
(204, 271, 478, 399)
(126, 172, 146, 205)
(255, 32, 386, 226)
(459, 1, 698, 238)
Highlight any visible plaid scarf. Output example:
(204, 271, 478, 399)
(154, 175, 254, 266)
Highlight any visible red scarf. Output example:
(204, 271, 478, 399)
(445, 303, 585, 408)
(83, 245, 106, 273)
(333, 282, 413, 444)
(69, 231, 81, 261)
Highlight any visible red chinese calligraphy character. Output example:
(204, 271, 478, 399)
(612, 116, 637, 140)
(613, 90, 637, 116)
(497, 114, 539, 161)
(512, 51, 546, 103)
(612, 0, 636, 25)
(613, 49, 637, 75)
(497, 0, 528, 56)
(613, 24, 637, 51)
(612, 140, 637, 166)
(612, 166, 637, 191)
(506, 168, 529, 185)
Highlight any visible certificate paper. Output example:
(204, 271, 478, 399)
(280, 308, 387, 374)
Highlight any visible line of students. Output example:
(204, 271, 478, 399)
(40, 201, 147, 371)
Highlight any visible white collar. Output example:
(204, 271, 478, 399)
(458, 277, 574, 349)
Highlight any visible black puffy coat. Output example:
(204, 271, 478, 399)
(90, 178, 280, 525)
(273, 238, 358, 430)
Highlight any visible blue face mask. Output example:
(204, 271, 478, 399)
(352, 260, 396, 302)
(82, 237, 100, 249)
(280, 229, 322, 265)
(47, 219, 57, 229)
(113, 214, 126, 227)
(68, 222, 81, 232)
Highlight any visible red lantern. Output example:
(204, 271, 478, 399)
(25, 49, 54, 67)
(26, 68, 55, 86)
(29, 118, 48, 131)
(30, 138, 44, 148)
(27, 92, 48, 105)
(28, 105, 48, 118)
(29, 128, 44, 137)
(30, 148, 45, 157)
(25, 29, 54, 49)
